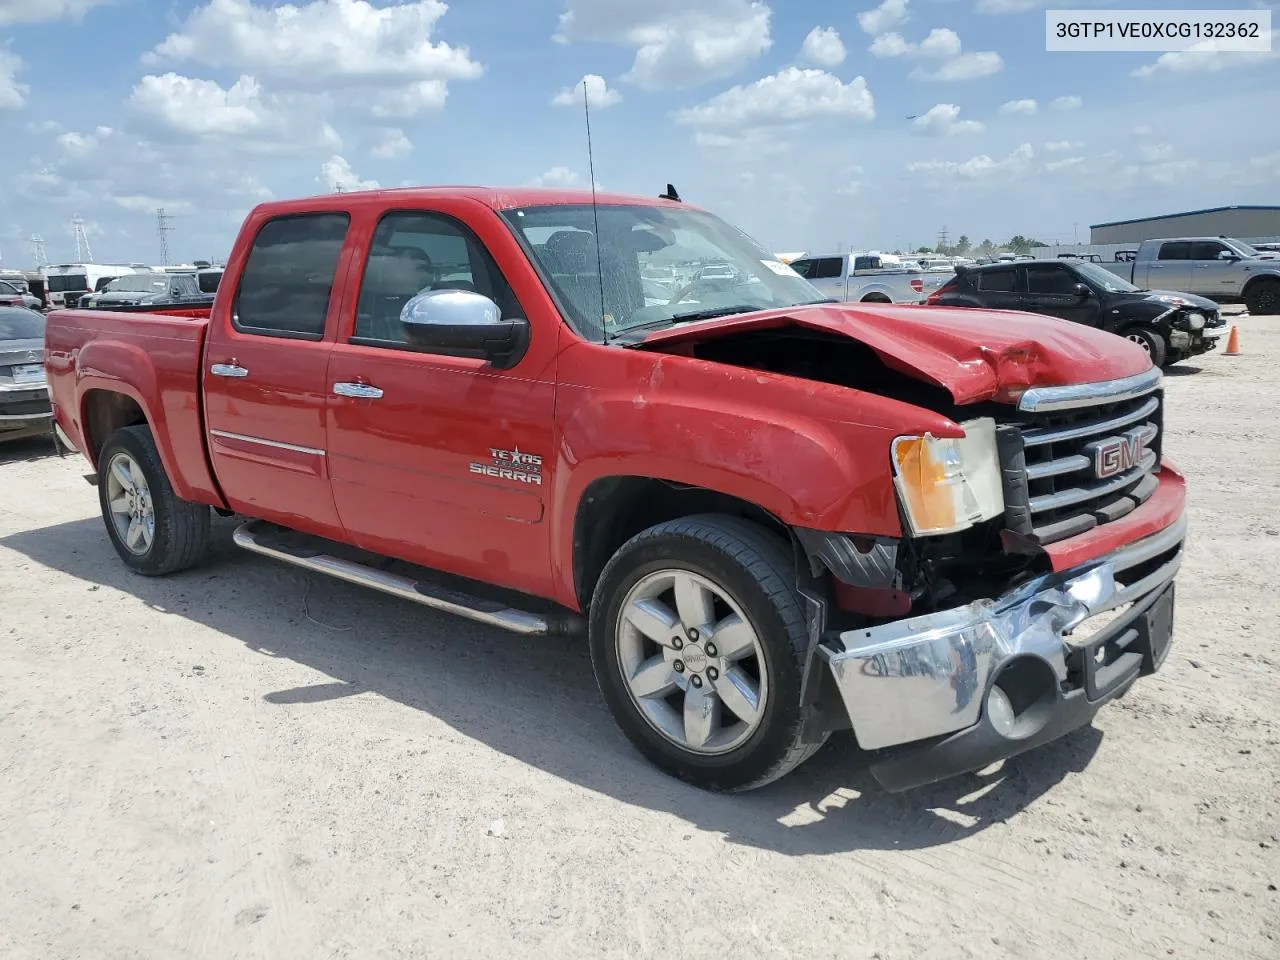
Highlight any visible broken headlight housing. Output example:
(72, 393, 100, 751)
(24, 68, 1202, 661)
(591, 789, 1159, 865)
(890, 418, 1005, 537)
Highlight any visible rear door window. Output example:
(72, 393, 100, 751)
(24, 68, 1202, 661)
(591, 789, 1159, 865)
(1157, 242, 1191, 261)
(234, 213, 350, 339)
(975, 267, 1017, 292)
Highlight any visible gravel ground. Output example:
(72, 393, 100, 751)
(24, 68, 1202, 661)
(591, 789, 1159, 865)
(1, 309, 1277, 960)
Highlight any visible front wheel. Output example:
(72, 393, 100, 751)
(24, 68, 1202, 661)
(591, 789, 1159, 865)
(589, 515, 825, 791)
(1124, 326, 1167, 367)
(1246, 279, 1280, 316)
(98, 424, 210, 576)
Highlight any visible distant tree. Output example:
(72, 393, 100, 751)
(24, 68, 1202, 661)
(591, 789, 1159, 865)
(955, 235, 972, 255)
(977, 239, 996, 257)
(915, 246, 933, 254)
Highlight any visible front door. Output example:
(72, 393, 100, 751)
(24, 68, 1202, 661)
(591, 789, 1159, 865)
(325, 206, 558, 598)
(1022, 263, 1097, 326)
(1186, 239, 1238, 298)
(202, 211, 351, 539)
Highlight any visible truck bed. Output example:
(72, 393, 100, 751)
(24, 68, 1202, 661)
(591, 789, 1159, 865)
(44, 306, 222, 505)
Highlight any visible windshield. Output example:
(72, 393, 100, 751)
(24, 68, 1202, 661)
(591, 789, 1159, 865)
(47, 273, 87, 293)
(0, 307, 45, 340)
(103, 274, 169, 293)
(1075, 261, 1139, 293)
(500, 204, 828, 340)
(1226, 238, 1259, 257)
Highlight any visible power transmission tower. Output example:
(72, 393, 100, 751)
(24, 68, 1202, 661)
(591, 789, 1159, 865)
(936, 226, 950, 252)
(71, 215, 93, 262)
(30, 234, 47, 269)
(157, 207, 174, 266)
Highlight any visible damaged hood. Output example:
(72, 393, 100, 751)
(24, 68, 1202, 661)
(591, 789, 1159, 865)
(632, 302, 1152, 405)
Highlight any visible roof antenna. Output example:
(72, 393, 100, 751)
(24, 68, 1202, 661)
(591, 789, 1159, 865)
(659, 183, 681, 202)
(583, 78, 608, 343)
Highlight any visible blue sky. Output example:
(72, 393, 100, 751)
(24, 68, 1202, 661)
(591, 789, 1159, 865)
(1, 0, 1277, 266)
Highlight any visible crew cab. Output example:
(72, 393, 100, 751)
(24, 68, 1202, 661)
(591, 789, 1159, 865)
(788, 252, 947, 304)
(1100, 237, 1280, 315)
(930, 258, 1226, 366)
(45, 187, 1187, 793)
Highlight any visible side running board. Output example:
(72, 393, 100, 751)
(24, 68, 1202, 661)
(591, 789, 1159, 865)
(232, 519, 581, 637)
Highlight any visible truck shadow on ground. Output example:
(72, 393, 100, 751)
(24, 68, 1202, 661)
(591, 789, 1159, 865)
(0, 434, 61, 465)
(2, 515, 1105, 857)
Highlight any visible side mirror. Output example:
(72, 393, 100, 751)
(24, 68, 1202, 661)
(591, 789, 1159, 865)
(399, 289, 530, 370)
(1073, 282, 1091, 299)
(1217, 250, 1239, 261)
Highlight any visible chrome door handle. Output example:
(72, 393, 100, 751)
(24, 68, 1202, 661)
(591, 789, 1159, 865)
(333, 382, 384, 399)
(210, 363, 249, 378)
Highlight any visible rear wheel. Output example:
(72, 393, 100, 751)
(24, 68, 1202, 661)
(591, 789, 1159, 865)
(861, 293, 892, 303)
(1124, 327, 1167, 367)
(589, 515, 825, 791)
(1245, 279, 1280, 316)
(98, 424, 209, 575)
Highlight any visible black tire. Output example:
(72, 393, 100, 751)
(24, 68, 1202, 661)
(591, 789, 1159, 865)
(97, 424, 209, 576)
(1245, 279, 1280, 316)
(589, 514, 825, 791)
(1123, 326, 1167, 367)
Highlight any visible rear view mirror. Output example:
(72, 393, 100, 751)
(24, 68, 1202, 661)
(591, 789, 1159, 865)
(400, 289, 530, 370)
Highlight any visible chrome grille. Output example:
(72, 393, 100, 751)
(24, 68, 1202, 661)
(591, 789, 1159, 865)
(998, 369, 1164, 545)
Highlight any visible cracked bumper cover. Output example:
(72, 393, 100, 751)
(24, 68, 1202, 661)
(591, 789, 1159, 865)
(818, 513, 1186, 792)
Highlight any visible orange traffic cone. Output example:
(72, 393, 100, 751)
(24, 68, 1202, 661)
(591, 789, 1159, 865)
(1224, 325, 1242, 356)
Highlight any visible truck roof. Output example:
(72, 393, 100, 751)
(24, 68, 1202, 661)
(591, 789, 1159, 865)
(251, 186, 697, 218)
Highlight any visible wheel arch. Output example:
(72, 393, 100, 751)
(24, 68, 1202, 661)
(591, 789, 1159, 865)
(571, 476, 794, 612)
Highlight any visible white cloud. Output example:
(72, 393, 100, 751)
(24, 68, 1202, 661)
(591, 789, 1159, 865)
(551, 74, 622, 109)
(148, 0, 483, 117)
(1044, 140, 1081, 152)
(56, 129, 112, 158)
(1133, 32, 1279, 77)
(912, 103, 984, 136)
(1139, 142, 1175, 163)
(554, 0, 771, 90)
(912, 51, 1002, 81)
(674, 67, 874, 130)
(999, 98, 1038, 116)
(130, 74, 270, 136)
(908, 142, 1035, 181)
(369, 128, 413, 160)
(0, 0, 109, 24)
(527, 166, 601, 189)
(1045, 156, 1085, 173)
(319, 155, 379, 192)
(869, 27, 1002, 81)
(1050, 95, 1083, 111)
(799, 27, 846, 68)
(858, 0, 909, 36)
(0, 47, 27, 110)
(111, 195, 195, 215)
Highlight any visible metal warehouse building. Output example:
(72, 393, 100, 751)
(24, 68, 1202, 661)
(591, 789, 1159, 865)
(1091, 205, 1280, 245)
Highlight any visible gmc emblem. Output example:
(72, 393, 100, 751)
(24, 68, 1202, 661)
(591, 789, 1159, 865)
(1089, 428, 1149, 479)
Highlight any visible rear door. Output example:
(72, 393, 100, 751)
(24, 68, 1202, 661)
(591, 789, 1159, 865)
(1186, 239, 1237, 297)
(1146, 241, 1191, 290)
(324, 203, 558, 598)
(971, 264, 1022, 310)
(202, 211, 351, 539)
(805, 256, 849, 301)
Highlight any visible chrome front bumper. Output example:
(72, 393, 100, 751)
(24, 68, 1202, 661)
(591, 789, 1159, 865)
(820, 515, 1185, 788)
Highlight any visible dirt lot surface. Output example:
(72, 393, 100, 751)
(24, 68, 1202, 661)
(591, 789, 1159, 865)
(2, 311, 1277, 960)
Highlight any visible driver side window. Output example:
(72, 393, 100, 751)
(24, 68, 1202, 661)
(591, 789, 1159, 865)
(353, 211, 523, 347)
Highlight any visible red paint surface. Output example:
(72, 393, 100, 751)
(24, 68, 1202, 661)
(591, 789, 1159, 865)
(45, 188, 1184, 614)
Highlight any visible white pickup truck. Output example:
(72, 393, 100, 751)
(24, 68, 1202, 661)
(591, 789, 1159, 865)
(1100, 237, 1280, 315)
(787, 252, 948, 304)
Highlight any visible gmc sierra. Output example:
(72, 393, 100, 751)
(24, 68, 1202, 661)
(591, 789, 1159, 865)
(45, 186, 1186, 793)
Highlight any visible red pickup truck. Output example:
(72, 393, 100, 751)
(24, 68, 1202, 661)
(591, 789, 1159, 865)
(45, 186, 1186, 792)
